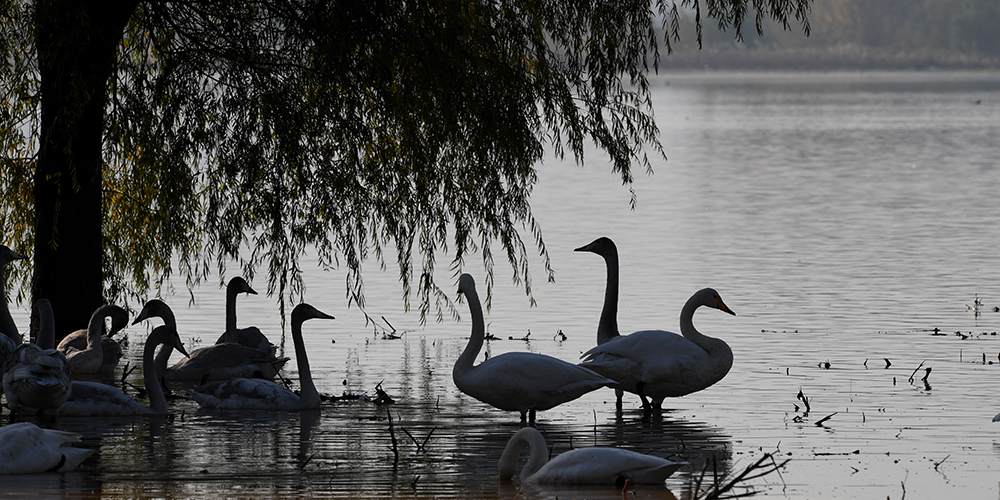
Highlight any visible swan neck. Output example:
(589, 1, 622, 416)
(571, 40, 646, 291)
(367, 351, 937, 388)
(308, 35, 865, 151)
(680, 297, 712, 350)
(454, 287, 485, 376)
(597, 249, 620, 344)
(224, 288, 238, 342)
(143, 330, 169, 413)
(37, 303, 55, 350)
(0, 271, 20, 345)
(152, 310, 178, 371)
(291, 317, 318, 407)
(87, 312, 105, 348)
(498, 428, 549, 481)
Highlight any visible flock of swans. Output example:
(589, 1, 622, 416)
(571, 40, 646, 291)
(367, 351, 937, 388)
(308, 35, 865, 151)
(0, 238, 737, 487)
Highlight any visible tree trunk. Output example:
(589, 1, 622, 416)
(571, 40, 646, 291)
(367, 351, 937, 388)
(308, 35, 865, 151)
(32, 0, 138, 341)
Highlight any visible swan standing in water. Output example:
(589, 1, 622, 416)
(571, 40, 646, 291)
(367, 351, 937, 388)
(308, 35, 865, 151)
(189, 303, 333, 410)
(57, 305, 129, 376)
(498, 427, 684, 484)
(0, 423, 95, 474)
(212, 277, 275, 355)
(2, 299, 72, 414)
(581, 288, 736, 412)
(134, 299, 288, 382)
(574, 236, 630, 408)
(453, 273, 615, 424)
(55, 324, 189, 416)
(0, 245, 27, 365)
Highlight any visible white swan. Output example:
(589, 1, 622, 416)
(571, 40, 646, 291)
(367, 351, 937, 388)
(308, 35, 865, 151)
(0, 245, 26, 363)
(575, 236, 631, 408)
(580, 288, 736, 412)
(135, 299, 289, 382)
(58, 305, 128, 376)
(212, 276, 275, 354)
(55, 324, 189, 416)
(2, 299, 72, 413)
(57, 306, 129, 375)
(498, 427, 684, 484)
(189, 303, 333, 410)
(453, 273, 615, 424)
(0, 423, 95, 474)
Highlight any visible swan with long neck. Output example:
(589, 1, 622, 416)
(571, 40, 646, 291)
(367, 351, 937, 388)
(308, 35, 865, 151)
(212, 277, 275, 354)
(136, 299, 288, 382)
(498, 427, 684, 484)
(55, 324, 189, 416)
(2, 299, 72, 413)
(580, 288, 736, 412)
(0, 422, 95, 474)
(58, 305, 128, 376)
(453, 273, 615, 424)
(575, 236, 631, 408)
(57, 306, 129, 375)
(0, 245, 26, 355)
(189, 303, 333, 410)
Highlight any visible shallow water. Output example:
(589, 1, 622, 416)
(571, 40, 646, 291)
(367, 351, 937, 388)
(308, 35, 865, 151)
(4, 71, 1000, 498)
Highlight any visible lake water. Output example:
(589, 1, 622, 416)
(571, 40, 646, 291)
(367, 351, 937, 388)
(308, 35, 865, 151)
(4, 71, 1000, 499)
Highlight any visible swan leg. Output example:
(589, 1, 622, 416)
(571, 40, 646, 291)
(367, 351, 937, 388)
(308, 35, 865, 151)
(635, 381, 652, 412)
(528, 409, 536, 426)
(519, 410, 528, 425)
(615, 388, 624, 410)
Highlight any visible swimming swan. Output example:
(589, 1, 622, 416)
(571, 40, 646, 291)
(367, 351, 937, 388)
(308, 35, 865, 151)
(0, 422, 95, 474)
(135, 299, 289, 382)
(575, 236, 629, 407)
(189, 303, 333, 410)
(58, 305, 128, 376)
(2, 299, 72, 413)
(55, 324, 189, 416)
(498, 427, 684, 484)
(453, 273, 615, 424)
(212, 277, 275, 355)
(57, 305, 129, 375)
(580, 288, 736, 412)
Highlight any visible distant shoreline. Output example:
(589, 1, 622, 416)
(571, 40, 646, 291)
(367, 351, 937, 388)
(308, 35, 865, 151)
(657, 44, 1000, 71)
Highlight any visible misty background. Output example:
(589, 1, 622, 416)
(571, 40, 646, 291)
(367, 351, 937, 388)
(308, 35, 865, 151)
(661, 0, 1000, 70)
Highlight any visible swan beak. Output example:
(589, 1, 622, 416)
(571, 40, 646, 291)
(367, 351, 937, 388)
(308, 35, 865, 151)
(172, 333, 191, 357)
(573, 243, 594, 252)
(10, 249, 26, 261)
(716, 296, 736, 316)
(245, 285, 258, 295)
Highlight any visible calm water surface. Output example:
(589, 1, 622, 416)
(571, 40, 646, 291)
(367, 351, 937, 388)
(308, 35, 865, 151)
(4, 71, 1000, 499)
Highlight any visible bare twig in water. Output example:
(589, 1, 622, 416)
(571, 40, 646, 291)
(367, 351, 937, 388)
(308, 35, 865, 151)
(796, 389, 811, 414)
(814, 412, 837, 427)
(374, 381, 395, 405)
(934, 454, 949, 471)
(386, 408, 399, 465)
(884, 358, 891, 368)
(908, 361, 926, 384)
(690, 453, 790, 500)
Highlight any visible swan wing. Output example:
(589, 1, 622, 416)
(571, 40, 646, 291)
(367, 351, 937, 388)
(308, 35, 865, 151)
(464, 353, 614, 411)
(56, 329, 88, 352)
(167, 344, 289, 381)
(530, 447, 684, 484)
(2, 345, 72, 410)
(0, 423, 95, 474)
(189, 378, 301, 410)
(56, 381, 148, 416)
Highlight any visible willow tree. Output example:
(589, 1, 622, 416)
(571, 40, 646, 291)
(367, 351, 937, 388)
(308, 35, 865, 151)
(0, 0, 810, 339)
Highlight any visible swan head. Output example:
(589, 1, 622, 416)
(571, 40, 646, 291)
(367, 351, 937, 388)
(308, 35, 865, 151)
(0, 245, 26, 267)
(574, 237, 617, 258)
(155, 325, 190, 358)
(133, 299, 171, 325)
(227, 276, 257, 296)
(695, 288, 736, 316)
(457, 273, 476, 296)
(107, 306, 130, 335)
(291, 303, 335, 324)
